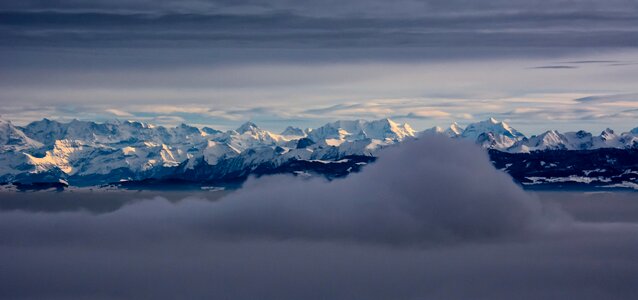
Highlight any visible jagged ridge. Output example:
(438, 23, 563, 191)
(1, 116, 637, 190)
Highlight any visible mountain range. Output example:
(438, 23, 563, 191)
(1, 116, 637, 190)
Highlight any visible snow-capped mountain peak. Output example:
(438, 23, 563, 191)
(2, 116, 638, 188)
(601, 128, 616, 138)
(308, 118, 415, 144)
(593, 128, 623, 148)
(461, 117, 524, 140)
(0, 118, 43, 151)
(457, 117, 524, 150)
(172, 123, 203, 139)
(281, 126, 306, 137)
(236, 121, 260, 134)
(510, 130, 568, 152)
(448, 122, 464, 136)
(365, 118, 415, 140)
(420, 122, 463, 138)
(202, 127, 222, 136)
(421, 126, 445, 136)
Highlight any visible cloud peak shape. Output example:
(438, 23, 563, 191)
(0, 135, 566, 248)
(199, 135, 563, 244)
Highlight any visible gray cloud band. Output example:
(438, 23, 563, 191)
(1, 10, 638, 48)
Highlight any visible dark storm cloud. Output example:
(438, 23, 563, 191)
(1, 0, 638, 49)
(1, 136, 638, 299)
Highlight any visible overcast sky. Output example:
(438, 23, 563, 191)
(1, 0, 638, 133)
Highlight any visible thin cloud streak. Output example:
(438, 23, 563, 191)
(531, 65, 579, 69)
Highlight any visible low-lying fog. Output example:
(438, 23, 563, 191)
(1, 136, 637, 299)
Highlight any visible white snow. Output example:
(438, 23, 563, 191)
(524, 176, 612, 185)
(603, 182, 638, 190)
(1, 116, 638, 186)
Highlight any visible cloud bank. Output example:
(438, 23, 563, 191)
(1, 136, 559, 245)
(201, 135, 558, 244)
(3, 136, 638, 299)
(2, 0, 638, 49)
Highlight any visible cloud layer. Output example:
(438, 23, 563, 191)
(1, 135, 558, 245)
(3, 135, 638, 299)
(201, 135, 557, 244)
(2, 2, 637, 53)
(2, 1, 638, 132)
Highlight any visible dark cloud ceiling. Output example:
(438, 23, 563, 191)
(1, 0, 637, 49)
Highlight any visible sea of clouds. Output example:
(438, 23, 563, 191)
(1, 136, 637, 299)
